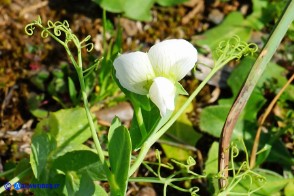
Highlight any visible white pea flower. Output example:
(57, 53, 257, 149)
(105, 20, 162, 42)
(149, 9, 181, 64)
(114, 39, 197, 116)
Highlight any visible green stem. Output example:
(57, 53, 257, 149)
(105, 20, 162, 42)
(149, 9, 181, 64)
(73, 40, 117, 194)
(128, 142, 151, 177)
(76, 66, 105, 163)
(64, 40, 105, 164)
(129, 67, 221, 177)
(0, 168, 31, 193)
(0, 168, 15, 178)
(68, 38, 106, 166)
(129, 175, 205, 184)
(75, 51, 116, 193)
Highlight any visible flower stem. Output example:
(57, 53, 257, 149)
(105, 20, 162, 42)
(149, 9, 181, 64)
(75, 53, 116, 192)
(76, 66, 105, 163)
(128, 141, 151, 177)
(63, 37, 107, 167)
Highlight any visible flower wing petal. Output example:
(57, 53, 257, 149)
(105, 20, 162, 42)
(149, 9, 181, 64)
(114, 52, 155, 95)
(148, 39, 197, 81)
(149, 77, 176, 116)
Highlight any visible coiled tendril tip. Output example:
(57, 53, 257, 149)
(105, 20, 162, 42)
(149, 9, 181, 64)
(213, 35, 258, 68)
(24, 16, 94, 53)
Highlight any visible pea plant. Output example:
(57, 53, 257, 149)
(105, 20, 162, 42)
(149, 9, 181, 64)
(0, 1, 293, 195)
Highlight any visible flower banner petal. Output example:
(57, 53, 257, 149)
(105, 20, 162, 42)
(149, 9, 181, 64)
(149, 77, 176, 116)
(148, 39, 197, 81)
(114, 52, 155, 95)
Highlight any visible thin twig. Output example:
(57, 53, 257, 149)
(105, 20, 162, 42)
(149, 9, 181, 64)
(250, 73, 294, 168)
(218, 0, 294, 189)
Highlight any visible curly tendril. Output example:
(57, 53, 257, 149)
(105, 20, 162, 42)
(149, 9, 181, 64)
(25, 24, 36, 36)
(189, 187, 200, 196)
(24, 16, 94, 53)
(213, 35, 258, 68)
(231, 143, 239, 158)
(81, 35, 94, 52)
(142, 150, 205, 196)
(218, 140, 267, 194)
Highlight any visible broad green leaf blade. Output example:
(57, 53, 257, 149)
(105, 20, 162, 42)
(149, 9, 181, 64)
(124, 0, 154, 21)
(95, 0, 188, 20)
(63, 171, 100, 196)
(34, 108, 93, 156)
(284, 180, 294, 196)
(97, 0, 154, 21)
(129, 115, 141, 149)
(94, 183, 108, 196)
(30, 133, 56, 179)
(97, 0, 124, 13)
(204, 142, 220, 194)
(52, 150, 106, 180)
(108, 116, 122, 141)
(108, 126, 132, 195)
(75, 173, 95, 196)
(52, 143, 93, 159)
(204, 142, 219, 175)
